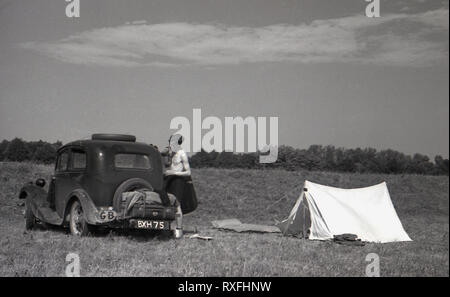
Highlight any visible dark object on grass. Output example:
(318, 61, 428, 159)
(333, 234, 366, 246)
(35, 178, 46, 188)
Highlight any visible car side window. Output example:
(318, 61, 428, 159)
(56, 151, 69, 172)
(72, 150, 87, 170)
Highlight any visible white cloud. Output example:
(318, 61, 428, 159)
(19, 8, 449, 67)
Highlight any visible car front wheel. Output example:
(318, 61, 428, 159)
(69, 200, 91, 236)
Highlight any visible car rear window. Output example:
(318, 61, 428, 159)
(114, 153, 151, 170)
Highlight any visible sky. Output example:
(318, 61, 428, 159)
(0, 0, 448, 158)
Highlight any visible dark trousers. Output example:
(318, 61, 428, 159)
(164, 175, 198, 214)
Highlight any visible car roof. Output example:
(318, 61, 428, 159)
(58, 139, 158, 155)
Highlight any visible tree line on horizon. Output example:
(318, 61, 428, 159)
(189, 145, 449, 176)
(0, 138, 448, 176)
(0, 138, 62, 164)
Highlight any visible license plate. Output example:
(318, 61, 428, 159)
(135, 220, 169, 230)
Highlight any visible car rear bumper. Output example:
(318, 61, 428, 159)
(88, 191, 179, 228)
(122, 205, 176, 220)
(94, 205, 176, 223)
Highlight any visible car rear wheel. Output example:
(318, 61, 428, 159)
(69, 200, 91, 236)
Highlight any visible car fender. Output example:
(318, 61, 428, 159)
(65, 189, 101, 225)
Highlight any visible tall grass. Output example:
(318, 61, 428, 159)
(0, 162, 448, 276)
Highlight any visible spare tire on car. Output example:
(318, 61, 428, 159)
(112, 178, 172, 212)
(113, 178, 154, 212)
(91, 134, 136, 142)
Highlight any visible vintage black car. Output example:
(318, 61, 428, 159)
(19, 134, 196, 237)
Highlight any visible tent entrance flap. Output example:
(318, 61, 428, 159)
(276, 191, 311, 238)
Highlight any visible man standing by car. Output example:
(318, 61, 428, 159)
(164, 134, 191, 177)
(162, 134, 198, 238)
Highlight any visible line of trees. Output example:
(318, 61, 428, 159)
(0, 138, 448, 175)
(190, 145, 449, 176)
(0, 138, 62, 164)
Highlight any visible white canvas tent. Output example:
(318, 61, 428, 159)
(277, 181, 411, 243)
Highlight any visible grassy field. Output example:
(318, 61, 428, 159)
(0, 162, 448, 276)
